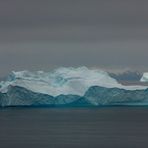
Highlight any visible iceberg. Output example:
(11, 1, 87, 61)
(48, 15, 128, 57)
(0, 67, 148, 107)
(140, 72, 148, 82)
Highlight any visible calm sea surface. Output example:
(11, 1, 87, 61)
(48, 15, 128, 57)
(0, 107, 148, 148)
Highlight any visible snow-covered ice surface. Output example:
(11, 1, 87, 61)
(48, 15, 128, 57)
(0, 67, 148, 107)
(0, 67, 147, 96)
(0, 67, 118, 96)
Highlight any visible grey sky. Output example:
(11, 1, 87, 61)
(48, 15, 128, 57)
(0, 0, 148, 76)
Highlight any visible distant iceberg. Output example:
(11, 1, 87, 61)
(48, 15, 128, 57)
(0, 67, 148, 107)
(140, 73, 148, 82)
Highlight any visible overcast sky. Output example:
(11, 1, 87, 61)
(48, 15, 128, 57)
(0, 0, 148, 76)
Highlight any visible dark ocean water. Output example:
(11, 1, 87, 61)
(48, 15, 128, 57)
(0, 107, 148, 148)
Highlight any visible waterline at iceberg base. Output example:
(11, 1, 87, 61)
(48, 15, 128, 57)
(0, 67, 148, 107)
